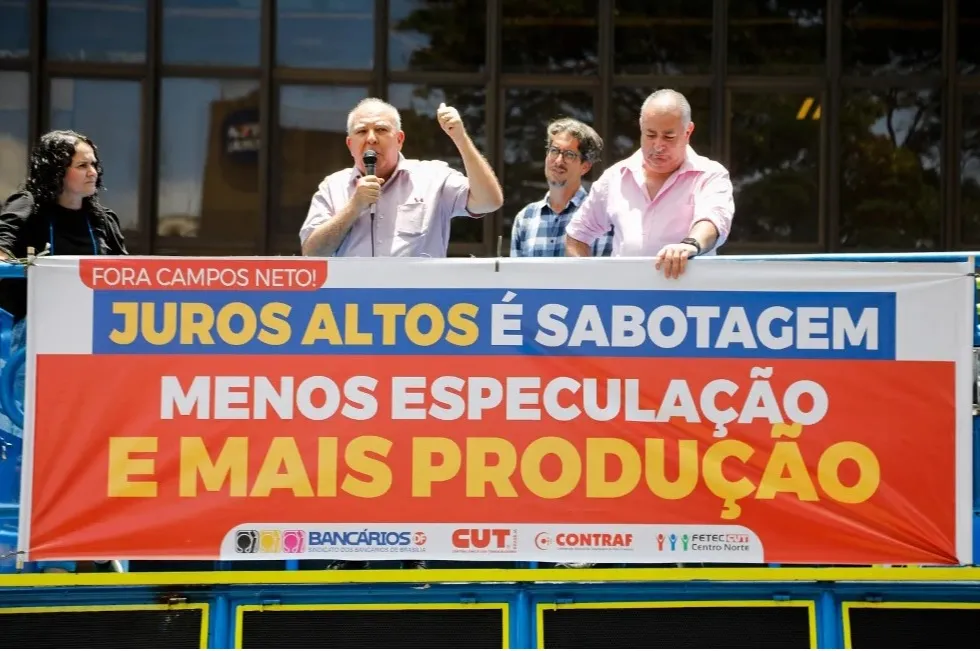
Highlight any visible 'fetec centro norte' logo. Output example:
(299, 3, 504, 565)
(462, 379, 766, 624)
(655, 532, 751, 552)
(235, 529, 306, 554)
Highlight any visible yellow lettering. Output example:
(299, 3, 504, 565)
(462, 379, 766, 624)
(317, 437, 338, 497)
(109, 302, 138, 344)
(301, 304, 343, 345)
(644, 439, 699, 499)
(702, 439, 755, 519)
(342, 436, 392, 498)
(179, 303, 215, 345)
(372, 303, 406, 345)
(108, 437, 157, 497)
(446, 303, 479, 346)
(179, 437, 248, 497)
(756, 441, 818, 500)
(344, 304, 372, 345)
(465, 437, 517, 498)
(216, 302, 257, 346)
(586, 438, 641, 498)
(818, 442, 880, 503)
(251, 437, 313, 497)
(405, 303, 444, 346)
(771, 422, 803, 439)
(522, 437, 580, 499)
(258, 302, 292, 346)
(141, 302, 177, 345)
(412, 437, 461, 497)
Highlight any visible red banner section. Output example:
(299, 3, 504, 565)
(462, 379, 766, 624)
(79, 259, 328, 291)
(26, 354, 957, 564)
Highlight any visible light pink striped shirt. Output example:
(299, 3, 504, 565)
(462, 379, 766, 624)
(565, 146, 734, 256)
(300, 155, 479, 258)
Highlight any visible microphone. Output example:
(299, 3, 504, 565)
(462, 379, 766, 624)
(363, 149, 378, 257)
(363, 149, 378, 213)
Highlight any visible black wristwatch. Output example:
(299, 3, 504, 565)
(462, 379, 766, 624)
(680, 237, 701, 256)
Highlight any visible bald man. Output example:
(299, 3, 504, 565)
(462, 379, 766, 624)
(565, 89, 735, 278)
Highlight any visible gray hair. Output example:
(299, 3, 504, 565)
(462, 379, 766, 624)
(546, 117, 603, 164)
(639, 89, 692, 128)
(346, 98, 402, 134)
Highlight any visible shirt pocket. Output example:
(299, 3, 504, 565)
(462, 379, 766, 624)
(395, 202, 427, 236)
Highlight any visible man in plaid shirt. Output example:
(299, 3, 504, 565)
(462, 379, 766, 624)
(510, 118, 614, 257)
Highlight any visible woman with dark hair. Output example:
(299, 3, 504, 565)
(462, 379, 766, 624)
(0, 129, 128, 321)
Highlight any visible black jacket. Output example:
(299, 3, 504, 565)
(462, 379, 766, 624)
(0, 191, 128, 320)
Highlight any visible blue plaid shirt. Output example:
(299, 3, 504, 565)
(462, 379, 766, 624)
(510, 186, 614, 257)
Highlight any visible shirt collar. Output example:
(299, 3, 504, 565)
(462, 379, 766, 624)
(350, 152, 409, 184)
(624, 145, 704, 183)
(542, 185, 588, 213)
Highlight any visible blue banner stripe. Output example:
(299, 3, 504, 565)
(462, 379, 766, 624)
(91, 288, 896, 360)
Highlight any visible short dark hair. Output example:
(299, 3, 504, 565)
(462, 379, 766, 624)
(546, 118, 603, 164)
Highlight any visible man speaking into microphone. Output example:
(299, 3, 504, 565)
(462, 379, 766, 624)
(300, 97, 503, 258)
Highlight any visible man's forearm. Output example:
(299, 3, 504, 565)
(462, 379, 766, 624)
(565, 236, 592, 257)
(689, 220, 720, 253)
(456, 135, 504, 214)
(302, 199, 363, 257)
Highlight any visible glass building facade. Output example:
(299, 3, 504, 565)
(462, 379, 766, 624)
(0, 0, 976, 256)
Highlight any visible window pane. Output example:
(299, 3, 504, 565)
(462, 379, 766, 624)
(158, 79, 260, 248)
(960, 0, 980, 74)
(840, 89, 940, 250)
(389, 0, 485, 72)
(50, 79, 142, 232)
(502, 0, 598, 74)
(163, 0, 259, 66)
(274, 85, 368, 252)
(728, 0, 825, 75)
(0, 0, 29, 59)
(503, 88, 594, 236)
(613, 0, 712, 75)
(277, 0, 373, 69)
(0, 72, 29, 201)
(390, 83, 487, 243)
(609, 87, 711, 163)
(842, 0, 941, 75)
(47, 0, 147, 63)
(727, 93, 820, 244)
(960, 94, 980, 243)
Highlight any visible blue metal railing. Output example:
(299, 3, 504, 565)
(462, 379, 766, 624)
(0, 254, 977, 573)
(0, 263, 24, 571)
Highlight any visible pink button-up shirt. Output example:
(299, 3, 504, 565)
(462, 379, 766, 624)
(565, 146, 734, 256)
(300, 155, 479, 257)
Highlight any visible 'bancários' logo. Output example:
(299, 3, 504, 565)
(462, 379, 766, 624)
(282, 530, 306, 553)
(306, 529, 426, 550)
(234, 529, 306, 554)
(235, 529, 258, 553)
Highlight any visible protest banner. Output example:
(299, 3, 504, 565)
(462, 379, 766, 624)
(17, 256, 974, 564)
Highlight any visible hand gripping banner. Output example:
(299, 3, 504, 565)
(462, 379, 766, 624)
(16, 255, 975, 565)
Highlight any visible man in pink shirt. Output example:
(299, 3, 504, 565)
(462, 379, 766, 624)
(300, 97, 503, 257)
(565, 89, 735, 278)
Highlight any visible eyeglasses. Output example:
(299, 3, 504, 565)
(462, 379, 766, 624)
(546, 146, 582, 162)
